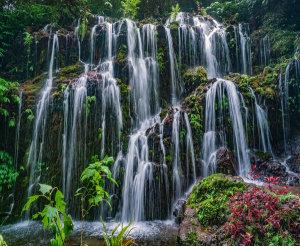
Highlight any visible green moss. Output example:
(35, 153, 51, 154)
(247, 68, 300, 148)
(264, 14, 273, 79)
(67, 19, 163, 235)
(183, 91, 204, 140)
(117, 44, 128, 62)
(117, 78, 130, 99)
(160, 108, 169, 120)
(187, 174, 247, 228)
(183, 66, 207, 91)
(165, 155, 172, 162)
(169, 21, 179, 30)
(57, 62, 84, 83)
(22, 73, 48, 95)
(184, 232, 198, 246)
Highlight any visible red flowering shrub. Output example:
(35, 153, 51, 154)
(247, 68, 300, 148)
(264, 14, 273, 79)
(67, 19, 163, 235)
(225, 177, 300, 245)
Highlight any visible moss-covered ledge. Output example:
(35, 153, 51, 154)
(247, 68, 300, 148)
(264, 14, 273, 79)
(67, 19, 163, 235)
(178, 174, 247, 245)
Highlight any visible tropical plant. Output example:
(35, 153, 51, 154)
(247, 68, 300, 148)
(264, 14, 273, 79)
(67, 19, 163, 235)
(24, 31, 34, 77)
(101, 218, 136, 246)
(86, 95, 96, 117)
(25, 108, 35, 122)
(170, 3, 180, 22)
(0, 151, 18, 195)
(22, 184, 74, 246)
(121, 0, 141, 19)
(0, 234, 7, 246)
(76, 155, 117, 245)
(0, 78, 20, 118)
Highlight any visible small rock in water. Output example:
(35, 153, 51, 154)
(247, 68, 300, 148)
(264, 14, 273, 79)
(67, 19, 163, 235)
(173, 199, 186, 224)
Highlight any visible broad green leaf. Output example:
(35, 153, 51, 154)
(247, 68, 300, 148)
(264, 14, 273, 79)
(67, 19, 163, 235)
(81, 168, 96, 181)
(55, 190, 66, 213)
(63, 214, 74, 237)
(39, 183, 52, 195)
(45, 205, 58, 220)
(42, 214, 49, 230)
(22, 195, 39, 214)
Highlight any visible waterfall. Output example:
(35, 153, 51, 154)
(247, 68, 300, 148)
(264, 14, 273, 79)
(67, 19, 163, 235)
(98, 22, 123, 158)
(63, 65, 88, 205)
(202, 79, 250, 178)
(26, 33, 59, 217)
(62, 19, 124, 209)
(174, 13, 231, 79)
(234, 24, 252, 75)
(249, 88, 273, 154)
(278, 63, 291, 153)
(121, 20, 160, 221)
(90, 16, 106, 65)
(184, 112, 196, 183)
(171, 108, 182, 200)
(259, 35, 271, 66)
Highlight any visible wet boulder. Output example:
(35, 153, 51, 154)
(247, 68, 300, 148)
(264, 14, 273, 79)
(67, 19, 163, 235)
(173, 199, 186, 224)
(215, 147, 237, 175)
(256, 160, 286, 177)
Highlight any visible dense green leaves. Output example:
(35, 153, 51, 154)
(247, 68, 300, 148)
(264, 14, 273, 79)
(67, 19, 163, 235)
(121, 0, 141, 19)
(22, 184, 74, 245)
(0, 78, 20, 122)
(76, 155, 117, 245)
(0, 151, 18, 193)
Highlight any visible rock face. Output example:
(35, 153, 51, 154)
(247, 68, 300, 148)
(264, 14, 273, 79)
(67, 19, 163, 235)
(173, 199, 186, 224)
(216, 147, 237, 175)
(250, 151, 300, 186)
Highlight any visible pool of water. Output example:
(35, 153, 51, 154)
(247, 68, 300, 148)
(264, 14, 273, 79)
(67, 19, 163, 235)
(1, 220, 178, 245)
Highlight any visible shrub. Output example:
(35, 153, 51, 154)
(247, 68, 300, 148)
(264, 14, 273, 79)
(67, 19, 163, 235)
(225, 185, 299, 245)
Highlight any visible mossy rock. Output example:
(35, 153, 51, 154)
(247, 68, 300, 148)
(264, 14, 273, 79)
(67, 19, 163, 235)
(57, 62, 84, 84)
(169, 21, 179, 30)
(22, 73, 48, 103)
(255, 151, 272, 162)
(187, 174, 247, 228)
(182, 66, 207, 95)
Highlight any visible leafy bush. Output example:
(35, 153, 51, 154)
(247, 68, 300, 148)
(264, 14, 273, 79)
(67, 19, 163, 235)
(121, 0, 141, 19)
(0, 151, 18, 193)
(206, 0, 249, 23)
(0, 78, 20, 118)
(76, 155, 117, 245)
(225, 185, 299, 245)
(22, 184, 74, 246)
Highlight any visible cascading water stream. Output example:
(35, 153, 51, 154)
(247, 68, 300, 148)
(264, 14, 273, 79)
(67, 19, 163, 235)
(26, 33, 59, 218)
(171, 108, 182, 201)
(164, 23, 181, 104)
(62, 19, 124, 209)
(249, 88, 273, 155)
(278, 63, 291, 153)
(63, 64, 89, 206)
(234, 24, 252, 75)
(98, 21, 123, 158)
(259, 35, 271, 66)
(202, 79, 250, 178)
(121, 20, 160, 221)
